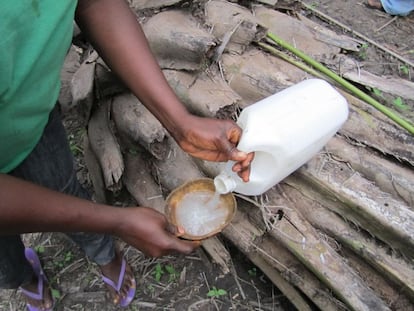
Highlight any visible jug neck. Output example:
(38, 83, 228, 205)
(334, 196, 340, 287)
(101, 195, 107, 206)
(214, 174, 237, 194)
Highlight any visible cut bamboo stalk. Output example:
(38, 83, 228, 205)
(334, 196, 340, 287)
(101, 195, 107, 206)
(265, 31, 414, 135)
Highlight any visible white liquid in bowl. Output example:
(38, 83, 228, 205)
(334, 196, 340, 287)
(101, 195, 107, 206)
(175, 191, 229, 237)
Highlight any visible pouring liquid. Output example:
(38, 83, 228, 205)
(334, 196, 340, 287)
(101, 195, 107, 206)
(175, 190, 228, 237)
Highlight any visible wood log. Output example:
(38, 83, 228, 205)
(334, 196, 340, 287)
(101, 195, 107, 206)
(59, 45, 81, 114)
(224, 201, 348, 311)
(151, 136, 203, 192)
(339, 90, 414, 166)
(343, 68, 414, 102)
(129, 0, 183, 11)
(123, 150, 165, 213)
(83, 135, 107, 204)
(269, 180, 414, 302)
(197, 151, 414, 310)
(326, 136, 414, 208)
(163, 69, 241, 119)
(87, 98, 124, 191)
(205, 0, 266, 54)
(111, 93, 169, 160)
(94, 60, 128, 99)
(71, 50, 98, 123)
(221, 49, 306, 105)
(142, 10, 216, 71)
(295, 151, 414, 260)
(340, 247, 414, 310)
(262, 196, 390, 311)
(249, 238, 347, 311)
(253, 7, 341, 61)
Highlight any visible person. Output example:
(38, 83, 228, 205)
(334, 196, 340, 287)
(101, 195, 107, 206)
(367, 0, 414, 16)
(0, 0, 253, 310)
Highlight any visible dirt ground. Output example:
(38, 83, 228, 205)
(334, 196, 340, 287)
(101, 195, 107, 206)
(1, 1, 413, 311)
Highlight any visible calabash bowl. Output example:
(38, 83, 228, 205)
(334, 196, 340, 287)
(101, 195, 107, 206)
(165, 178, 237, 241)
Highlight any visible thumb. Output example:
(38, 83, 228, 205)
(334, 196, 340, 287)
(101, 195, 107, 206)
(166, 223, 186, 237)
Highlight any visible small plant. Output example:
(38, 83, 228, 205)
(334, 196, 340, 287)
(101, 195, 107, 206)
(372, 87, 383, 98)
(310, 2, 319, 9)
(152, 263, 164, 282)
(248, 267, 257, 277)
(399, 64, 409, 75)
(55, 251, 74, 269)
(358, 43, 369, 60)
(392, 97, 408, 110)
(207, 286, 227, 298)
(51, 288, 61, 300)
(152, 263, 180, 283)
(165, 264, 180, 282)
(35, 245, 45, 254)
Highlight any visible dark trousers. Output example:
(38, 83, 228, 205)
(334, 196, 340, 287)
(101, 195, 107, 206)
(0, 105, 115, 288)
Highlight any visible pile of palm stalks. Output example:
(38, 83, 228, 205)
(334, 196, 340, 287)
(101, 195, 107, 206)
(62, 1, 414, 310)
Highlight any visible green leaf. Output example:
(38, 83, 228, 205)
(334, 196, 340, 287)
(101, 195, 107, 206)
(217, 289, 227, 296)
(372, 88, 383, 97)
(393, 97, 408, 110)
(165, 265, 176, 274)
(399, 65, 409, 75)
(51, 289, 61, 299)
(35, 245, 45, 254)
(207, 289, 217, 297)
(248, 267, 257, 277)
(153, 263, 164, 282)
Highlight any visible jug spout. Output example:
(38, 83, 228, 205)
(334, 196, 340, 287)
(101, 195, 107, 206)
(214, 173, 238, 194)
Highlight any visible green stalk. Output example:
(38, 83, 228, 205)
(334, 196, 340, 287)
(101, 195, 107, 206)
(257, 42, 325, 79)
(266, 32, 414, 135)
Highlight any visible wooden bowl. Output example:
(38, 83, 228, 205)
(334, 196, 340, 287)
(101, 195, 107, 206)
(165, 178, 237, 240)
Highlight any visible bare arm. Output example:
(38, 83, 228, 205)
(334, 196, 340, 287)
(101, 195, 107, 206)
(0, 174, 197, 257)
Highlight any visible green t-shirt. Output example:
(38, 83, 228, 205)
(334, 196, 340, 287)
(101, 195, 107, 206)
(0, 0, 77, 173)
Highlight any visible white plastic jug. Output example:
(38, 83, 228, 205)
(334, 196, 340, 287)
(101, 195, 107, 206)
(214, 79, 349, 195)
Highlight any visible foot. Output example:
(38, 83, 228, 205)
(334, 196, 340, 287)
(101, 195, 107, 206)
(99, 251, 136, 306)
(20, 274, 54, 311)
(367, 0, 383, 10)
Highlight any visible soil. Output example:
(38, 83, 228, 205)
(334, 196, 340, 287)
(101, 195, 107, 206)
(1, 1, 413, 311)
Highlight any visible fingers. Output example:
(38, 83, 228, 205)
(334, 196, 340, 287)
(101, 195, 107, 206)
(232, 151, 254, 182)
(164, 222, 200, 253)
(169, 237, 201, 254)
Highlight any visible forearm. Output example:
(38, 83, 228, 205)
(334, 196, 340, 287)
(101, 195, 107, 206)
(75, 0, 190, 138)
(0, 174, 120, 235)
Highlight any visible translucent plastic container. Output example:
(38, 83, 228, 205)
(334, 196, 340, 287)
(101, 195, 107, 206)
(214, 79, 349, 195)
